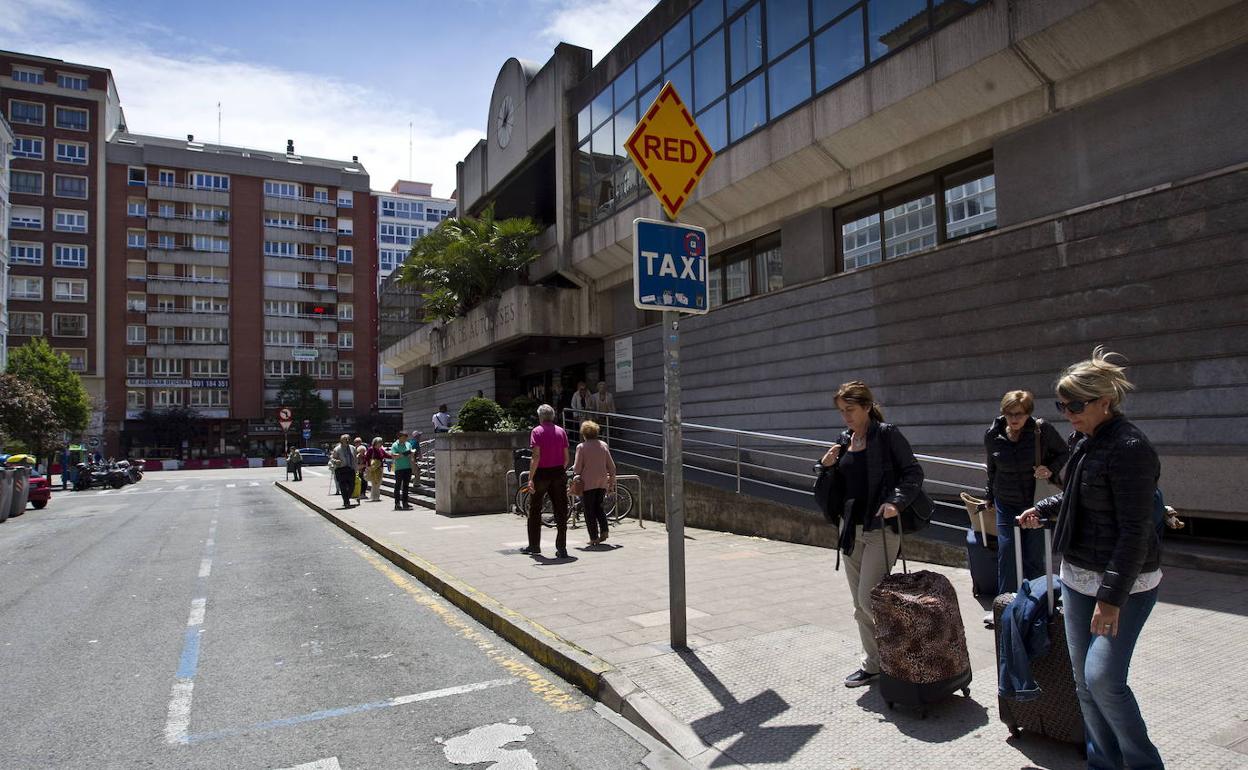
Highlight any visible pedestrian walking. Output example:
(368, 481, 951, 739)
(1018, 347, 1165, 769)
(522, 404, 571, 558)
(432, 404, 452, 433)
(816, 381, 926, 689)
(364, 437, 388, 503)
(353, 437, 367, 503)
(286, 446, 303, 481)
(59, 445, 71, 490)
(390, 431, 414, 510)
(573, 420, 617, 546)
(984, 390, 1070, 621)
(330, 434, 357, 509)
(570, 381, 591, 424)
(589, 381, 615, 415)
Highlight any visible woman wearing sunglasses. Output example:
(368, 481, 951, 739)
(1018, 347, 1164, 769)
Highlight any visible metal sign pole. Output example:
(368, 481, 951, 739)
(662, 311, 687, 649)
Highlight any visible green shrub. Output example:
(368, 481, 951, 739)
(505, 396, 540, 430)
(456, 397, 505, 432)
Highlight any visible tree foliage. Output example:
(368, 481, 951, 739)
(397, 206, 541, 323)
(275, 374, 330, 431)
(0, 373, 62, 455)
(6, 337, 90, 434)
(456, 397, 505, 432)
(505, 396, 540, 430)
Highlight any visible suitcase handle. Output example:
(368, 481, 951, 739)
(880, 514, 907, 575)
(1015, 524, 1055, 614)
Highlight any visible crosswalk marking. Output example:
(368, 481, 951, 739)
(226, 483, 236, 488)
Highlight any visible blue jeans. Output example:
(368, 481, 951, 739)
(1063, 584, 1164, 769)
(996, 501, 1045, 595)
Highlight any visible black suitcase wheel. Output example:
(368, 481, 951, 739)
(1008, 726, 1021, 738)
(961, 687, 971, 697)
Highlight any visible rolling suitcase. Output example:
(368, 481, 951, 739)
(993, 526, 1085, 746)
(966, 528, 998, 597)
(871, 529, 973, 718)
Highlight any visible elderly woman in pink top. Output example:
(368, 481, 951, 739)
(574, 420, 617, 545)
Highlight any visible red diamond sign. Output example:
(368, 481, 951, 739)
(626, 82, 715, 220)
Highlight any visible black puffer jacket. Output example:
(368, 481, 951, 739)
(1035, 417, 1161, 607)
(984, 416, 1069, 508)
(815, 421, 927, 546)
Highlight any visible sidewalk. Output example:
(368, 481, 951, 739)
(276, 479, 1248, 769)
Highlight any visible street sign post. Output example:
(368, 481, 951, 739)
(278, 407, 293, 453)
(627, 84, 714, 650)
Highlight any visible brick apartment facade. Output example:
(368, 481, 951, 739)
(1, 52, 124, 439)
(103, 134, 376, 458)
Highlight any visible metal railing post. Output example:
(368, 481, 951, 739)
(735, 433, 741, 494)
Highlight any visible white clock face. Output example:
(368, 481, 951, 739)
(496, 95, 514, 149)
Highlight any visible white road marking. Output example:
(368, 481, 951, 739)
(198, 558, 212, 578)
(164, 679, 195, 745)
(274, 759, 342, 770)
(176, 485, 189, 491)
(226, 483, 236, 488)
(433, 525, 470, 531)
(249, 481, 260, 487)
(441, 722, 537, 769)
(187, 597, 206, 627)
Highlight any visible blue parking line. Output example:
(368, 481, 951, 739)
(176, 627, 202, 679)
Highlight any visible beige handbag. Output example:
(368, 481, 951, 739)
(960, 491, 998, 539)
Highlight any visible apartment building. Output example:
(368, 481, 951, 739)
(0, 114, 13, 368)
(104, 134, 375, 457)
(0, 51, 125, 434)
(371, 180, 454, 413)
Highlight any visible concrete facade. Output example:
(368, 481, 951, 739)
(0, 114, 12, 369)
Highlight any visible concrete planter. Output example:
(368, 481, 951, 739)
(434, 431, 529, 515)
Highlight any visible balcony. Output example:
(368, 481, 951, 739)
(262, 254, 338, 274)
(263, 314, 338, 333)
(148, 247, 229, 267)
(263, 223, 336, 247)
(148, 182, 229, 207)
(263, 284, 338, 304)
(146, 310, 229, 328)
(145, 276, 230, 298)
(263, 345, 337, 362)
(145, 343, 229, 359)
(264, 194, 334, 217)
(146, 214, 229, 237)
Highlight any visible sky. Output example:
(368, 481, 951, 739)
(0, 0, 659, 197)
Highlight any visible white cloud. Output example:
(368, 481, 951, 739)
(0, 1, 477, 197)
(541, 0, 659, 63)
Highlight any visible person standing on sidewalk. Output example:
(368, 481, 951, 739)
(365, 437, 388, 503)
(432, 405, 452, 433)
(1018, 348, 1164, 769)
(817, 381, 926, 689)
(984, 391, 1070, 597)
(523, 404, 571, 558)
(286, 446, 303, 481)
(573, 420, 616, 546)
(331, 434, 357, 509)
(570, 381, 592, 424)
(353, 437, 368, 503)
(390, 431, 414, 510)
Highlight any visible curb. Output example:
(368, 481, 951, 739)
(274, 481, 729, 766)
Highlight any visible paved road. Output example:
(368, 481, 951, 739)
(0, 470, 677, 769)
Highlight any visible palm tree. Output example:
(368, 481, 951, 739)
(397, 206, 540, 323)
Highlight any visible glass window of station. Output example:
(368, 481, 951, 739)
(574, 0, 985, 231)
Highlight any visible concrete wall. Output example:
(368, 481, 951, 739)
(606, 167, 1248, 519)
(433, 431, 529, 515)
(402, 369, 497, 436)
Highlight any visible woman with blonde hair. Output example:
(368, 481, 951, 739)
(1019, 347, 1164, 768)
(364, 437, 389, 503)
(574, 420, 616, 546)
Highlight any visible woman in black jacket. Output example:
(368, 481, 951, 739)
(817, 381, 926, 689)
(985, 390, 1069, 596)
(1019, 348, 1164, 769)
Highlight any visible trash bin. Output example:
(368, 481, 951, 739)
(0, 468, 14, 523)
(9, 466, 30, 518)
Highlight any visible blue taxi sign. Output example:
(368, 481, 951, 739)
(633, 218, 709, 315)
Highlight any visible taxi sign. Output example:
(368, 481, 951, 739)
(626, 83, 715, 220)
(633, 218, 708, 314)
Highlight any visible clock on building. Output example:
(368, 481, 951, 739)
(496, 95, 515, 149)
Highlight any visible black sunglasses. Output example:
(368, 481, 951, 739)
(1055, 399, 1097, 414)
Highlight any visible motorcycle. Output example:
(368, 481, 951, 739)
(74, 461, 128, 490)
(116, 460, 143, 484)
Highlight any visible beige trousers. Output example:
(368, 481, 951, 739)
(843, 524, 901, 674)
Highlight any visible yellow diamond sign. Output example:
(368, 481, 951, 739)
(626, 82, 715, 220)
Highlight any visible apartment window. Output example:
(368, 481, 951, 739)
(155, 295, 176, 311)
(337, 361, 354, 379)
(10, 312, 43, 336)
(265, 360, 301, 378)
(337, 332, 354, 350)
(264, 330, 300, 346)
(313, 187, 329, 202)
(158, 170, 176, 187)
(127, 198, 147, 217)
(54, 174, 88, 199)
(192, 296, 226, 313)
(191, 172, 229, 191)
(154, 234, 175, 249)
(10, 242, 43, 265)
(9, 100, 44, 125)
(127, 390, 146, 409)
(189, 389, 230, 407)
(193, 205, 227, 222)
(193, 235, 228, 252)
(55, 141, 88, 164)
(55, 106, 89, 131)
(310, 360, 333, 378)
(53, 278, 87, 302)
(127, 358, 146, 376)
(11, 68, 44, 84)
(336, 191, 353, 207)
(336, 246, 353, 264)
(704, 233, 783, 308)
(54, 209, 87, 233)
(264, 213, 296, 227)
(54, 244, 88, 268)
(156, 203, 175, 218)
(127, 261, 146, 280)
(312, 245, 329, 258)
(57, 73, 89, 90)
(153, 389, 183, 407)
(52, 313, 87, 338)
(11, 170, 43, 195)
(943, 166, 997, 239)
(157, 328, 178, 344)
(152, 358, 183, 376)
(127, 325, 147, 344)
(10, 205, 43, 230)
(56, 348, 87, 372)
(264, 270, 299, 288)
(9, 276, 43, 301)
(125, 229, 146, 249)
(312, 332, 329, 348)
(189, 265, 227, 283)
(190, 327, 229, 344)
(312, 216, 329, 231)
(336, 218, 353, 235)
(264, 241, 297, 257)
(337, 390, 355, 409)
(264, 300, 298, 316)
(191, 359, 229, 376)
(13, 136, 43, 159)
(264, 180, 301, 198)
(337, 274, 353, 294)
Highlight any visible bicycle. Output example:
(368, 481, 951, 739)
(512, 469, 634, 528)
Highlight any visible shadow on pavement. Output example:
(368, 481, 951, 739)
(853, 687, 989, 741)
(676, 650, 822, 767)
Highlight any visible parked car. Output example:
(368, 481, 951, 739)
(27, 473, 50, 509)
(296, 448, 330, 466)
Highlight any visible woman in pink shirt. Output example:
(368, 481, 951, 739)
(574, 420, 617, 545)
